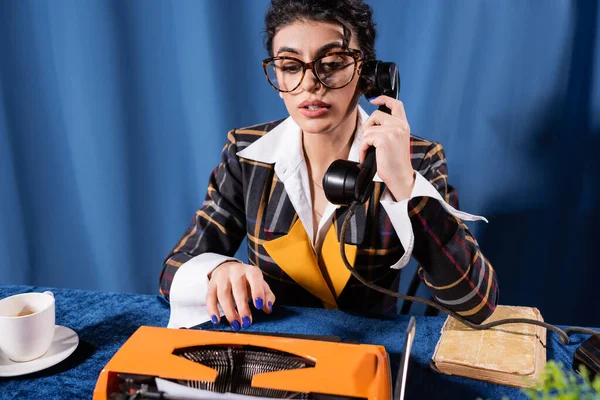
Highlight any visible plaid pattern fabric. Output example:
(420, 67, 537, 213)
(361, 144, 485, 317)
(160, 120, 499, 323)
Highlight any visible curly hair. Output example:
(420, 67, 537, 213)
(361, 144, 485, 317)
(264, 0, 377, 61)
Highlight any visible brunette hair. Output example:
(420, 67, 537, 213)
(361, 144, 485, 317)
(264, 0, 377, 61)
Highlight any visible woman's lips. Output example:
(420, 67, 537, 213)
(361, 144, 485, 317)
(298, 100, 331, 118)
(299, 106, 329, 117)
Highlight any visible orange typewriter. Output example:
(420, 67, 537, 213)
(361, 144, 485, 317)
(93, 325, 393, 400)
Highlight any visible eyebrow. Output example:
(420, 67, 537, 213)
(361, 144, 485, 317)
(276, 41, 345, 56)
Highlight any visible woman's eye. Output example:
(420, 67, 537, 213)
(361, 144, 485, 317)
(321, 62, 344, 71)
(280, 64, 302, 73)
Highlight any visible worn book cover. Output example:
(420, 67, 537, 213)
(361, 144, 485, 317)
(431, 306, 546, 388)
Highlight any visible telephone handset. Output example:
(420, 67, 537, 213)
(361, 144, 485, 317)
(322, 61, 400, 205)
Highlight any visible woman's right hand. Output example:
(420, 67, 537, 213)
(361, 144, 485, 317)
(206, 261, 275, 330)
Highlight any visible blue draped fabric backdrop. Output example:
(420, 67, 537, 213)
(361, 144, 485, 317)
(1, 1, 598, 326)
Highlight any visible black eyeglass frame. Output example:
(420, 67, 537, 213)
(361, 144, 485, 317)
(262, 49, 364, 93)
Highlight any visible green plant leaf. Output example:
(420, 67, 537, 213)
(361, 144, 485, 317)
(521, 361, 600, 400)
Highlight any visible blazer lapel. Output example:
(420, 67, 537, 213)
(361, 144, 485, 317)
(262, 172, 298, 236)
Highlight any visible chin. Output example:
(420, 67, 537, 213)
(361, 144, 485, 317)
(300, 121, 334, 135)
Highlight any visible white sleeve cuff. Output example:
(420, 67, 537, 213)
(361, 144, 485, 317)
(167, 253, 240, 329)
(379, 171, 488, 270)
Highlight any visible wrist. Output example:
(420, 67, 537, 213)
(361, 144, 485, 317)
(208, 260, 239, 280)
(387, 171, 416, 201)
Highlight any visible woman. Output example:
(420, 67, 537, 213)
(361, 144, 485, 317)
(160, 0, 498, 330)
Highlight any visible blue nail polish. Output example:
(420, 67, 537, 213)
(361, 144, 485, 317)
(367, 95, 377, 101)
(242, 316, 252, 328)
(255, 297, 264, 310)
(268, 301, 273, 311)
(232, 320, 241, 331)
(211, 315, 219, 324)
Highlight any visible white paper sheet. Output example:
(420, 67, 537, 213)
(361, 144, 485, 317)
(155, 378, 289, 400)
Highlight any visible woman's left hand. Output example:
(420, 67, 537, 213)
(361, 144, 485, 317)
(358, 95, 415, 201)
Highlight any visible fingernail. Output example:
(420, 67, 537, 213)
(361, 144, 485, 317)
(242, 316, 252, 328)
(231, 320, 241, 331)
(268, 301, 273, 311)
(255, 297, 264, 310)
(367, 95, 377, 101)
(211, 315, 219, 324)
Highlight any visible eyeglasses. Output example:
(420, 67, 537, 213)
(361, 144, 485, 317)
(262, 49, 363, 93)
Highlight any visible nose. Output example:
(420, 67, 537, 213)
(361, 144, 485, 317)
(300, 68, 322, 93)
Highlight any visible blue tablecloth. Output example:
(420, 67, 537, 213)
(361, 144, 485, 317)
(0, 285, 594, 399)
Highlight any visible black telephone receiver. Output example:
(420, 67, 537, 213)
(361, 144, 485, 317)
(322, 61, 400, 205)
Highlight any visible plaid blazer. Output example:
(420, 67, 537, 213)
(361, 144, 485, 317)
(160, 119, 499, 324)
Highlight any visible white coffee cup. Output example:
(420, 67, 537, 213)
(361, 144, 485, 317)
(0, 291, 56, 362)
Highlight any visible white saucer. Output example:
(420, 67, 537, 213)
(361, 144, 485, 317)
(0, 325, 79, 377)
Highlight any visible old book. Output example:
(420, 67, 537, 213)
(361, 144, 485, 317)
(430, 306, 546, 388)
